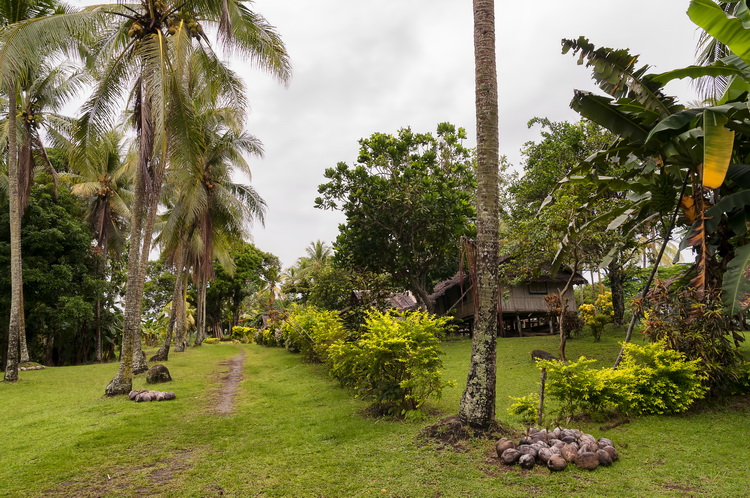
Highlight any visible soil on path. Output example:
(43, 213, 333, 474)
(211, 349, 246, 416)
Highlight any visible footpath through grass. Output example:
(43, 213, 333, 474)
(1, 329, 749, 496)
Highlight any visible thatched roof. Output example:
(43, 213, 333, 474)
(352, 289, 419, 311)
(430, 261, 587, 300)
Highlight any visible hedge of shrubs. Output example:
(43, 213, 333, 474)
(255, 305, 453, 418)
(534, 341, 707, 417)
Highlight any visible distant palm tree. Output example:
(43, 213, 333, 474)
(19, 0, 289, 395)
(66, 126, 133, 361)
(156, 56, 266, 351)
(694, 0, 736, 101)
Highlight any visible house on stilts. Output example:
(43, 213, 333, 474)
(429, 259, 586, 337)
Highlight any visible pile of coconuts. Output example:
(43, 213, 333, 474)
(128, 388, 176, 402)
(496, 427, 618, 472)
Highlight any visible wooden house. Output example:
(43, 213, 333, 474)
(429, 261, 586, 337)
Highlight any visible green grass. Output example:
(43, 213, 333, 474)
(1, 328, 748, 497)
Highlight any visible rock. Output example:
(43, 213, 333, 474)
(146, 364, 172, 384)
(597, 449, 613, 467)
(603, 445, 618, 461)
(561, 443, 578, 462)
(547, 454, 567, 472)
(501, 448, 521, 465)
(598, 437, 614, 449)
(519, 454, 535, 470)
(575, 452, 600, 470)
(531, 349, 558, 362)
(128, 390, 139, 400)
(495, 438, 516, 457)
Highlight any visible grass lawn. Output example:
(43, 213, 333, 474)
(1, 328, 748, 497)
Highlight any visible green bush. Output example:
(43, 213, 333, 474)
(538, 341, 708, 417)
(328, 310, 454, 417)
(280, 305, 347, 362)
(507, 393, 539, 425)
(204, 338, 221, 344)
(613, 342, 708, 415)
(231, 326, 255, 343)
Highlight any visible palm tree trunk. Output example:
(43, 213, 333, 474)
(105, 164, 146, 395)
(4, 85, 21, 382)
(459, 0, 500, 428)
(19, 292, 29, 363)
(151, 240, 186, 361)
(195, 277, 208, 346)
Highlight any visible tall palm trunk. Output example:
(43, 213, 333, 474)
(151, 240, 186, 361)
(194, 276, 207, 345)
(104, 157, 146, 395)
(4, 85, 22, 382)
(105, 90, 166, 394)
(459, 0, 500, 428)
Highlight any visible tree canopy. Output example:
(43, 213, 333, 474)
(315, 122, 476, 310)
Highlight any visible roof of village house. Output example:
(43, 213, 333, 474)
(352, 289, 419, 311)
(430, 260, 586, 300)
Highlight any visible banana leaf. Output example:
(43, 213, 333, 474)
(702, 110, 735, 188)
(722, 243, 750, 315)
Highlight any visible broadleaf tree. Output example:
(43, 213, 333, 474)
(315, 123, 476, 312)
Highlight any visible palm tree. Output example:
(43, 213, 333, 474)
(155, 56, 266, 353)
(0, 0, 76, 381)
(66, 126, 133, 362)
(46, 0, 289, 395)
(459, 0, 500, 428)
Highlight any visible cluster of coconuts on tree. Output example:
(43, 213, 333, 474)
(128, 388, 176, 402)
(496, 427, 618, 472)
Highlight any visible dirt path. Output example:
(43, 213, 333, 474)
(212, 349, 246, 416)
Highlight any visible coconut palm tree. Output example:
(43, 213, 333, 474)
(0, 0, 78, 380)
(65, 126, 133, 362)
(45, 0, 288, 395)
(459, 0, 500, 428)
(154, 56, 266, 354)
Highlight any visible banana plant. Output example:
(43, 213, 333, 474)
(559, 8, 750, 329)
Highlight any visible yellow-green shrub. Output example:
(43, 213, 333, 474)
(328, 310, 454, 417)
(231, 326, 255, 343)
(507, 393, 539, 425)
(537, 341, 707, 416)
(280, 305, 347, 362)
(204, 337, 220, 344)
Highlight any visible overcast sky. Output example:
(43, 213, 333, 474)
(235, 0, 700, 268)
(72, 1, 701, 268)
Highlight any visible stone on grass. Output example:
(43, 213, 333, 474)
(519, 454, 535, 470)
(146, 364, 172, 384)
(531, 350, 558, 362)
(547, 454, 567, 472)
(575, 452, 600, 470)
